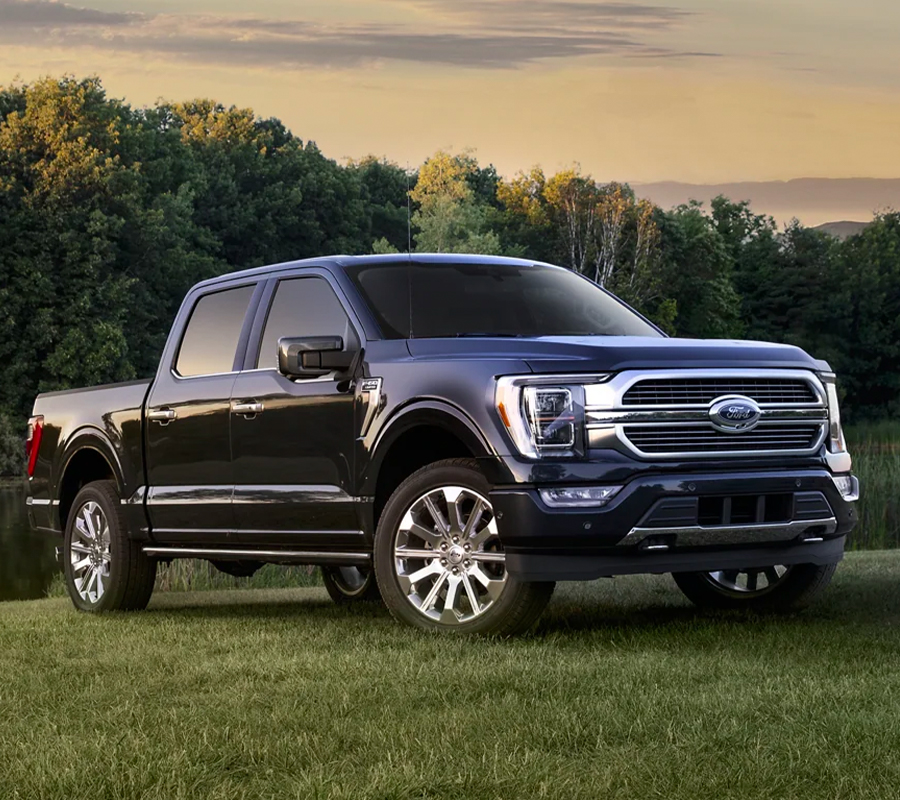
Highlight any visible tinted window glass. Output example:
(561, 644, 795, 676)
(352, 263, 410, 338)
(257, 277, 356, 368)
(346, 262, 659, 339)
(176, 285, 254, 377)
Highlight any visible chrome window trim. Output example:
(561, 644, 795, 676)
(585, 368, 828, 460)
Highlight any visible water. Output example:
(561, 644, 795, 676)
(0, 485, 60, 601)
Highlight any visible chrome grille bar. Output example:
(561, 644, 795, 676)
(584, 369, 828, 459)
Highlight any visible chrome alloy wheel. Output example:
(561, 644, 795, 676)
(703, 565, 792, 596)
(69, 500, 112, 604)
(393, 486, 507, 625)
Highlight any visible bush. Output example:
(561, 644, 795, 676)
(0, 413, 23, 477)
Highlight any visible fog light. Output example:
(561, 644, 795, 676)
(832, 474, 859, 502)
(539, 486, 622, 508)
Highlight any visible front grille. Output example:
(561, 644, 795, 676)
(623, 378, 817, 406)
(622, 423, 823, 455)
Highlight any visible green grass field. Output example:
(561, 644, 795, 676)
(4, 550, 900, 799)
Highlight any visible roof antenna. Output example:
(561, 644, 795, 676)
(406, 161, 413, 338)
(406, 162, 412, 256)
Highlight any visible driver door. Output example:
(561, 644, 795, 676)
(230, 274, 362, 547)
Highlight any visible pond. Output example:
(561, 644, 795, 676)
(0, 485, 59, 601)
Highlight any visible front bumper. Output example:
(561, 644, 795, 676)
(490, 468, 857, 581)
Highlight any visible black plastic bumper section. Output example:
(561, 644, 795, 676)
(490, 468, 856, 581)
(505, 536, 846, 581)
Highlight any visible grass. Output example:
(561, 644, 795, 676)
(846, 423, 900, 549)
(4, 551, 900, 799)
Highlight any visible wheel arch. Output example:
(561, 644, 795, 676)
(56, 429, 125, 532)
(366, 401, 496, 531)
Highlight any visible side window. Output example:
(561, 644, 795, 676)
(256, 277, 356, 369)
(175, 285, 255, 377)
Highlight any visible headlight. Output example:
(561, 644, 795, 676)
(820, 373, 847, 454)
(496, 375, 607, 458)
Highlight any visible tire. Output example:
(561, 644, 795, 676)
(672, 562, 837, 612)
(321, 565, 382, 604)
(63, 480, 157, 612)
(374, 458, 555, 635)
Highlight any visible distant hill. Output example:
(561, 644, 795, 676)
(633, 178, 900, 228)
(812, 221, 870, 240)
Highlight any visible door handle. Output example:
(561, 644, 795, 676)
(232, 401, 264, 416)
(148, 408, 177, 425)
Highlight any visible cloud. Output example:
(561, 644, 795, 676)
(0, 0, 712, 70)
(0, 0, 134, 27)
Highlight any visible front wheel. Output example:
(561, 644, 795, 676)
(374, 459, 554, 635)
(673, 562, 837, 611)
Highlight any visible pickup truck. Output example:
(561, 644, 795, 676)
(25, 254, 859, 634)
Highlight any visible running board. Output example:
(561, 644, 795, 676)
(143, 547, 371, 566)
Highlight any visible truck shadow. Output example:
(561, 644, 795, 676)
(143, 566, 900, 639)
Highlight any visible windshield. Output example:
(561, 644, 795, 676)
(346, 261, 661, 339)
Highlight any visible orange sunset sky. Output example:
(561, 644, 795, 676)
(2, 0, 899, 223)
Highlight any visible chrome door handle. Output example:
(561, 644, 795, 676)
(148, 408, 176, 425)
(232, 401, 264, 416)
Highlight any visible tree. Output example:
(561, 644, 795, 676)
(410, 150, 501, 254)
(543, 168, 597, 273)
(655, 203, 742, 339)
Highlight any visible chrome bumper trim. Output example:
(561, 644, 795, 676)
(619, 517, 838, 548)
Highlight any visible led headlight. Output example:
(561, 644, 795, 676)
(820, 372, 847, 454)
(495, 375, 608, 458)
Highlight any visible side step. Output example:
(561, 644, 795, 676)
(143, 547, 370, 566)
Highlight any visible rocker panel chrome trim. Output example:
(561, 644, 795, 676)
(143, 546, 371, 563)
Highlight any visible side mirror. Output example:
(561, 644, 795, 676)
(277, 336, 355, 379)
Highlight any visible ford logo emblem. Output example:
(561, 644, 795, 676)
(709, 395, 762, 433)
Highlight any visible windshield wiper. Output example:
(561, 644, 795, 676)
(453, 332, 528, 338)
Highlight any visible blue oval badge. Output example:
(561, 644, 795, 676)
(709, 396, 762, 433)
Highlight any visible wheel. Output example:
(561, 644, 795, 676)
(321, 565, 382, 604)
(374, 458, 555, 635)
(672, 562, 837, 611)
(63, 480, 157, 612)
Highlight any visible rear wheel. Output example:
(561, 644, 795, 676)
(374, 459, 554, 635)
(673, 562, 837, 611)
(321, 565, 381, 604)
(63, 480, 156, 612)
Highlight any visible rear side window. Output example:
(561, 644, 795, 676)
(256, 277, 357, 369)
(176, 285, 254, 377)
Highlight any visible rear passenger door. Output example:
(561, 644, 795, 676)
(145, 281, 261, 543)
(230, 272, 362, 547)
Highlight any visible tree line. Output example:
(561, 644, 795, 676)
(1, 76, 898, 473)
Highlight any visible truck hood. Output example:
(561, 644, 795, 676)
(406, 336, 824, 373)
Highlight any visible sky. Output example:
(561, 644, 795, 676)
(1, 0, 899, 193)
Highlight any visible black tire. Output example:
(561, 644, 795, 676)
(672, 562, 838, 612)
(63, 480, 157, 612)
(321, 565, 382, 604)
(374, 458, 554, 635)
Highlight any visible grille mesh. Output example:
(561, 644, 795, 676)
(623, 423, 823, 455)
(623, 378, 816, 406)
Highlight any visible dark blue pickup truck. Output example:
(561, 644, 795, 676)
(25, 254, 859, 634)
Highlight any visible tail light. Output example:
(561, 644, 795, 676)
(26, 415, 43, 477)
